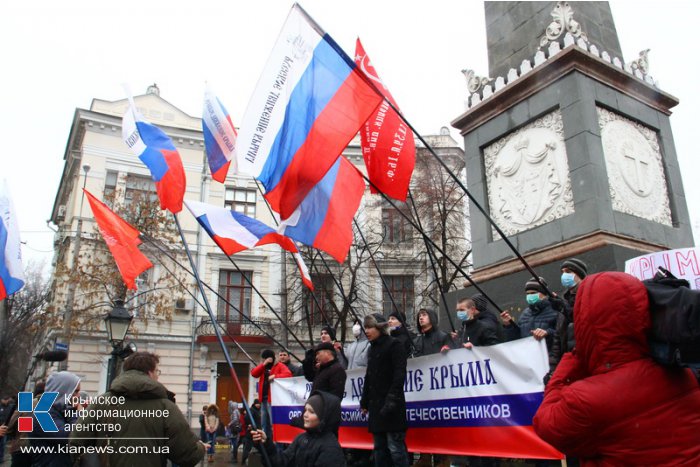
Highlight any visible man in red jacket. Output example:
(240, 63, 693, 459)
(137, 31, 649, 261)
(533, 272, 700, 465)
(251, 349, 292, 441)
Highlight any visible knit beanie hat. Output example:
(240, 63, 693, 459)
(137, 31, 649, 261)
(388, 310, 407, 327)
(321, 325, 336, 341)
(561, 258, 588, 279)
(525, 277, 548, 294)
(306, 393, 324, 419)
(471, 294, 488, 313)
(261, 349, 275, 360)
(363, 313, 390, 335)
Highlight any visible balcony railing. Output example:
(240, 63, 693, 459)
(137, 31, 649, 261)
(196, 317, 278, 339)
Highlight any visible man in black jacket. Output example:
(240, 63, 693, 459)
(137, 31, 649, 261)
(413, 308, 450, 356)
(361, 313, 409, 467)
(306, 342, 347, 399)
(449, 297, 500, 348)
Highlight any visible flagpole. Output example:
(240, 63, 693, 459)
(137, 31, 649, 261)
(171, 213, 272, 467)
(144, 246, 257, 364)
(354, 71, 551, 296)
(222, 254, 308, 350)
(313, 252, 371, 340)
(253, 181, 345, 338)
(351, 218, 417, 353)
(407, 190, 456, 333)
(351, 218, 402, 316)
(360, 172, 504, 314)
(141, 234, 304, 363)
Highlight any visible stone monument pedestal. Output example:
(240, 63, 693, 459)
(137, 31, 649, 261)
(445, 2, 693, 315)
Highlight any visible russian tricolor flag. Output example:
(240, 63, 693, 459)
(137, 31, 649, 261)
(122, 100, 186, 214)
(184, 200, 313, 289)
(279, 157, 364, 263)
(0, 180, 24, 301)
(236, 4, 382, 220)
(202, 85, 237, 183)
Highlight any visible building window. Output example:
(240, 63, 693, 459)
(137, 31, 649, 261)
(125, 174, 158, 206)
(382, 207, 412, 243)
(308, 274, 334, 325)
(225, 188, 256, 217)
(131, 268, 153, 317)
(104, 171, 118, 205)
(218, 270, 252, 322)
(382, 275, 414, 318)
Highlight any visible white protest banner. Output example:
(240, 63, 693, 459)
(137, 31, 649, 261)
(271, 338, 562, 459)
(625, 247, 700, 289)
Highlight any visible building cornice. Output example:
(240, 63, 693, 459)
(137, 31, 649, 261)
(452, 45, 679, 136)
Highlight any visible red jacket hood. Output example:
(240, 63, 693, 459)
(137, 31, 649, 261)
(574, 272, 651, 375)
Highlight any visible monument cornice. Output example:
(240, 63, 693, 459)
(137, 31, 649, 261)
(468, 230, 667, 284)
(452, 45, 679, 136)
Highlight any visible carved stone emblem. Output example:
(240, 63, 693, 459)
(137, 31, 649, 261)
(540, 2, 588, 49)
(598, 107, 672, 225)
(485, 110, 574, 237)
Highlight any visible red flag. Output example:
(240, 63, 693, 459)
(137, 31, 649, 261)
(84, 190, 153, 290)
(355, 38, 416, 201)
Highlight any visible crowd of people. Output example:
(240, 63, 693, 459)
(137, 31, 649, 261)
(1, 257, 699, 466)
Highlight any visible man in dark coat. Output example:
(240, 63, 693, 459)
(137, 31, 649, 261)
(242, 399, 263, 465)
(360, 313, 409, 467)
(253, 390, 346, 467)
(550, 258, 588, 366)
(302, 325, 347, 376)
(449, 297, 500, 348)
(0, 394, 15, 463)
(413, 308, 450, 356)
(501, 278, 559, 370)
(307, 342, 347, 399)
(388, 310, 416, 358)
(471, 293, 505, 342)
(70, 352, 206, 467)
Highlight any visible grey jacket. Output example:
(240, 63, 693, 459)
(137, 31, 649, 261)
(344, 333, 370, 370)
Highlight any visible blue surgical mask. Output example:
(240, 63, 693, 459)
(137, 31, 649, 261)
(526, 293, 541, 305)
(456, 311, 469, 321)
(561, 272, 576, 288)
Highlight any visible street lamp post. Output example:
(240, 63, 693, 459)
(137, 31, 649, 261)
(104, 300, 134, 389)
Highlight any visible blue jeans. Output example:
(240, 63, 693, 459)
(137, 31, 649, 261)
(373, 431, 409, 467)
(206, 432, 216, 455)
(261, 401, 273, 441)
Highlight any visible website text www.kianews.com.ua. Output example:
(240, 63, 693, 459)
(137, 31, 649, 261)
(20, 444, 171, 456)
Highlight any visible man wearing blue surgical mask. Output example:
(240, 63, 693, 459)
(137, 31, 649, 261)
(550, 258, 589, 369)
(501, 277, 559, 371)
(448, 298, 500, 349)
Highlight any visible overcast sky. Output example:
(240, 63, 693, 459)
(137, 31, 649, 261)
(2, 0, 698, 270)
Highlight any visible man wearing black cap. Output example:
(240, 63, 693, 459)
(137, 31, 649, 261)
(305, 341, 347, 399)
(550, 258, 589, 367)
(361, 313, 409, 467)
(501, 278, 559, 367)
(302, 325, 348, 375)
(560, 258, 587, 309)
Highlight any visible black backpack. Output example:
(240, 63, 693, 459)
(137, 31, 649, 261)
(643, 267, 700, 369)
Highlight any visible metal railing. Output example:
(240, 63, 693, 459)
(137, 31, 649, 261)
(195, 317, 278, 339)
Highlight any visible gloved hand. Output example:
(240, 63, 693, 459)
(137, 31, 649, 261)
(380, 397, 397, 417)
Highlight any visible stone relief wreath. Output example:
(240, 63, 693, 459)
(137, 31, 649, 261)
(485, 110, 574, 237)
(598, 107, 672, 226)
